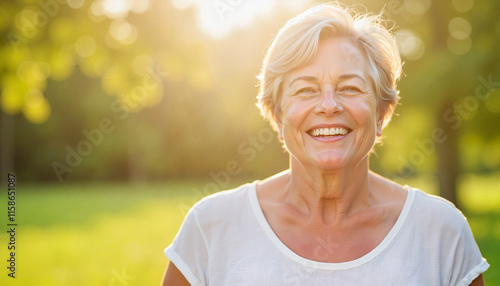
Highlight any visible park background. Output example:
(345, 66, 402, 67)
(0, 0, 499, 285)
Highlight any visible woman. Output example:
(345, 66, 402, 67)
(162, 3, 489, 285)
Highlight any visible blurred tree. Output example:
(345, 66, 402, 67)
(1, 0, 498, 194)
(373, 0, 500, 207)
(0, 0, 210, 181)
(0, 0, 158, 180)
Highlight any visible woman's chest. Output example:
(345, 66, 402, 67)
(262, 206, 399, 263)
(273, 226, 386, 262)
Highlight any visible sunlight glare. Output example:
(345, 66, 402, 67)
(102, 0, 130, 18)
(172, 0, 311, 38)
(448, 17, 472, 40)
(130, 0, 151, 13)
(172, 0, 194, 10)
(395, 29, 425, 60)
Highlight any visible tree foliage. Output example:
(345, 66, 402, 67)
(1, 0, 498, 194)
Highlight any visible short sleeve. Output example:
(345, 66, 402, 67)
(165, 206, 209, 286)
(448, 209, 490, 286)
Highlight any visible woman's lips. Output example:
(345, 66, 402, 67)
(307, 127, 350, 137)
(306, 125, 352, 137)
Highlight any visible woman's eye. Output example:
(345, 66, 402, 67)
(295, 87, 318, 95)
(339, 86, 362, 94)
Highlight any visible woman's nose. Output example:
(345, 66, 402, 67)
(315, 89, 343, 116)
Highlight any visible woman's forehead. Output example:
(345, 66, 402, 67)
(286, 39, 368, 84)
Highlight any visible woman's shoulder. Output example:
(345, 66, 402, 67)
(372, 173, 462, 219)
(406, 186, 470, 232)
(372, 173, 468, 232)
(410, 187, 461, 214)
(187, 181, 257, 217)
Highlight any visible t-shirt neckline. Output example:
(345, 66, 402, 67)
(248, 181, 416, 270)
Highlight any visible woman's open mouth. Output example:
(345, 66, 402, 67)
(307, 127, 351, 137)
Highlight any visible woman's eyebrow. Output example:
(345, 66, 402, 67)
(288, 73, 366, 87)
(288, 75, 317, 87)
(338, 73, 366, 83)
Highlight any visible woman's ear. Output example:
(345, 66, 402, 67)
(274, 109, 284, 140)
(275, 117, 284, 140)
(376, 113, 384, 137)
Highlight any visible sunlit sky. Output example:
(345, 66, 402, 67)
(171, 0, 311, 38)
(94, 0, 475, 56)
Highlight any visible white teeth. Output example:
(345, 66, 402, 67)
(309, 127, 348, 137)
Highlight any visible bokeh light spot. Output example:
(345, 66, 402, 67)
(102, 0, 130, 18)
(17, 61, 51, 86)
(49, 45, 75, 81)
(67, 0, 85, 9)
(109, 19, 137, 45)
(482, 140, 500, 170)
(102, 64, 128, 94)
(447, 35, 472, 55)
(395, 29, 425, 60)
(75, 35, 97, 58)
(193, 0, 278, 38)
(17, 61, 35, 82)
(449, 17, 472, 40)
(88, 5, 105, 23)
(15, 7, 45, 39)
(485, 89, 500, 113)
(36, 61, 51, 81)
(90, 1, 105, 16)
(1, 76, 27, 114)
(452, 0, 474, 13)
(23, 89, 51, 124)
(110, 19, 130, 41)
(130, 0, 150, 13)
(403, 0, 431, 16)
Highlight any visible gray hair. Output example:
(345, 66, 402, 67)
(257, 3, 402, 135)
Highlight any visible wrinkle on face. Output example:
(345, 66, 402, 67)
(277, 38, 381, 171)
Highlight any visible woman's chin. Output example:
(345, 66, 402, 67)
(308, 153, 350, 170)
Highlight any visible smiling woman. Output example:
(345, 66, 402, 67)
(279, 38, 381, 171)
(161, 3, 489, 285)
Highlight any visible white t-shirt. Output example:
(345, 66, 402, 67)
(165, 181, 489, 285)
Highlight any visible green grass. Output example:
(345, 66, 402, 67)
(0, 177, 498, 285)
(0, 180, 210, 286)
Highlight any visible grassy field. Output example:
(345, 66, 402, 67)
(0, 176, 498, 285)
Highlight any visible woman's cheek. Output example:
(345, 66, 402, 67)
(280, 97, 299, 122)
(283, 96, 315, 116)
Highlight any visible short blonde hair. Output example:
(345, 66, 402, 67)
(257, 2, 402, 133)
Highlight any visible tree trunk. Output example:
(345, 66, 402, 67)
(1, 112, 15, 186)
(428, 3, 461, 209)
(127, 119, 146, 182)
(436, 102, 460, 209)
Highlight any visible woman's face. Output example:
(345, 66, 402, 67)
(279, 38, 382, 170)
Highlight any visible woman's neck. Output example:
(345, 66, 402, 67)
(286, 157, 374, 226)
